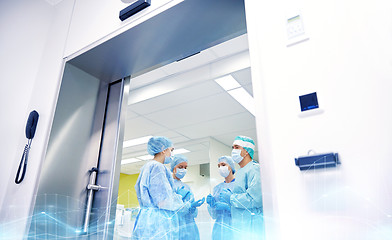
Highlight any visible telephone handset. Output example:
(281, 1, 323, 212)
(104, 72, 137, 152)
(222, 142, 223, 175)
(25, 110, 39, 139)
(15, 110, 39, 184)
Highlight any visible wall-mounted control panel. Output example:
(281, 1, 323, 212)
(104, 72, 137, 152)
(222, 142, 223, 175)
(286, 13, 309, 47)
(295, 153, 340, 171)
(299, 92, 319, 111)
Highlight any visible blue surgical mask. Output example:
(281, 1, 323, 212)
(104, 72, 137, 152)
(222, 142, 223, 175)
(175, 168, 187, 179)
(231, 149, 243, 164)
(164, 155, 173, 164)
(219, 166, 230, 178)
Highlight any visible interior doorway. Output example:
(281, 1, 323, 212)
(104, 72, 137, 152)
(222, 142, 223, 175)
(28, 0, 252, 239)
(115, 33, 257, 240)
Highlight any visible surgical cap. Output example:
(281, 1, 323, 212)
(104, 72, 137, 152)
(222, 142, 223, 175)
(233, 135, 255, 159)
(170, 154, 188, 172)
(218, 156, 235, 174)
(147, 136, 173, 155)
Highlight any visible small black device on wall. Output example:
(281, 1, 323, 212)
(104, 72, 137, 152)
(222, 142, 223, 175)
(119, 0, 151, 21)
(15, 110, 39, 184)
(299, 92, 318, 111)
(295, 152, 340, 171)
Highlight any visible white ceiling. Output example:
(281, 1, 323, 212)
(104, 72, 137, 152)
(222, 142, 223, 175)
(121, 34, 258, 174)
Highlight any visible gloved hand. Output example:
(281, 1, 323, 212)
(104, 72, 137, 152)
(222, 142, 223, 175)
(214, 202, 231, 211)
(219, 189, 232, 204)
(206, 194, 216, 207)
(177, 186, 190, 201)
(191, 197, 205, 208)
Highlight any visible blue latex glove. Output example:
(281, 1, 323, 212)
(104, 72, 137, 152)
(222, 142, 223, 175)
(206, 194, 216, 207)
(215, 202, 231, 211)
(191, 197, 205, 208)
(177, 186, 190, 201)
(219, 189, 232, 204)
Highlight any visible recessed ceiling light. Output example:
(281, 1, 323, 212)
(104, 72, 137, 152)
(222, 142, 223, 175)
(123, 135, 153, 148)
(228, 87, 255, 116)
(135, 148, 190, 161)
(173, 148, 190, 154)
(121, 158, 141, 165)
(137, 155, 154, 161)
(214, 75, 241, 91)
(215, 75, 255, 116)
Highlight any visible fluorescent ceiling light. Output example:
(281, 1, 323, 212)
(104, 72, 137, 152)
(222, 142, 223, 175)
(214, 75, 241, 91)
(121, 158, 141, 165)
(173, 148, 190, 154)
(215, 74, 255, 116)
(137, 155, 154, 161)
(136, 148, 190, 161)
(228, 87, 256, 116)
(123, 135, 153, 148)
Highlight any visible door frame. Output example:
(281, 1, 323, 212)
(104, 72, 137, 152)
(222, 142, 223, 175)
(29, 0, 248, 238)
(91, 77, 130, 239)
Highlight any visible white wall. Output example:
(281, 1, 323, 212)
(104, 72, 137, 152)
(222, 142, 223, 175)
(0, 1, 76, 238)
(245, 0, 392, 239)
(0, 0, 53, 210)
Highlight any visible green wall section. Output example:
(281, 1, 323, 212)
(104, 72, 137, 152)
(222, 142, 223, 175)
(117, 173, 140, 208)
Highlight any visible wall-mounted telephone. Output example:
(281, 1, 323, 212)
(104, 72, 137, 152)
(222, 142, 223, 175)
(15, 110, 39, 184)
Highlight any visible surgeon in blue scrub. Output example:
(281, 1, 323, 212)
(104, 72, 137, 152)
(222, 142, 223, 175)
(170, 154, 205, 240)
(206, 156, 236, 240)
(132, 136, 203, 240)
(219, 136, 264, 239)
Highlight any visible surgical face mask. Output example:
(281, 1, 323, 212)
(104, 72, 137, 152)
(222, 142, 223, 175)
(164, 155, 172, 164)
(175, 168, 187, 179)
(231, 149, 243, 164)
(219, 166, 230, 178)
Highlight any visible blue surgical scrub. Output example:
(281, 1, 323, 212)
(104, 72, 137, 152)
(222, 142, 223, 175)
(208, 179, 235, 240)
(132, 161, 190, 240)
(230, 161, 264, 239)
(172, 179, 200, 240)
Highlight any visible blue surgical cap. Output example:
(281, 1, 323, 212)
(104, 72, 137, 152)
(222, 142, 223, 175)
(147, 136, 173, 155)
(218, 156, 235, 174)
(170, 154, 188, 172)
(233, 136, 255, 159)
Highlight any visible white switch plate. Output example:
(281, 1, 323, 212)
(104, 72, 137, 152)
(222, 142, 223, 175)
(287, 15, 305, 38)
(286, 14, 309, 47)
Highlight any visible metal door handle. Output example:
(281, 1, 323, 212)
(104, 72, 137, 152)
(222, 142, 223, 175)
(82, 168, 107, 233)
(87, 184, 107, 191)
